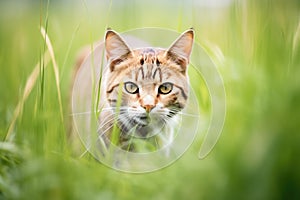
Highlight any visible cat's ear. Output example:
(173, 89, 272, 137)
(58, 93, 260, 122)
(105, 28, 133, 71)
(165, 28, 194, 73)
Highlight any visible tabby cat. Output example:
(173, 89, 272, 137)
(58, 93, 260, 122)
(95, 28, 194, 152)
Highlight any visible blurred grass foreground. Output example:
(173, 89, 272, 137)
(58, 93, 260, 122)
(1, 0, 300, 199)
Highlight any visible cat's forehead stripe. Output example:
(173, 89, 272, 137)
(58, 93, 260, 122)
(152, 67, 162, 82)
(136, 66, 145, 80)
(135, 64, 162, 82)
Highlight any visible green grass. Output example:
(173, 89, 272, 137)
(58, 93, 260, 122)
(1, 0, 300, 199)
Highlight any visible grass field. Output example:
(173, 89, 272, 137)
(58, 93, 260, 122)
(1, 0, 300, 199)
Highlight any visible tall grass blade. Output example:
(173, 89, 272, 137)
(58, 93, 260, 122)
(5, 52, 51, 141)
(40, 26, 64, 125)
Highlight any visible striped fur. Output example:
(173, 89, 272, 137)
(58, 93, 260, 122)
(99, 29, 194, 151)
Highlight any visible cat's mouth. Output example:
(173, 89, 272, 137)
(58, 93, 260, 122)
(139, 115, 148, 121)
(121, 111, 166, 138)
(133, 115, 151, 126)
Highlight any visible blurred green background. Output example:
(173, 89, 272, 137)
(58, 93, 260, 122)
(1, 0, 300, 199)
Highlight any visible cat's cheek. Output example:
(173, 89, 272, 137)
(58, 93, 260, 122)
(128, 101, 141, 109)
(157, 95, 173, 106)
(118, 93, 135, 107)
(127, 109, 135, 118)
(154, 102, 165, 110)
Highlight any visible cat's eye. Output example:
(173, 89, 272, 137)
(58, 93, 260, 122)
(124, 82, 139, 94)
(158, 82, 173, 95)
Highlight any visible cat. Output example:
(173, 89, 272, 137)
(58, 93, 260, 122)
(98, 28, 194, 152)
(72, 28, 194, 154)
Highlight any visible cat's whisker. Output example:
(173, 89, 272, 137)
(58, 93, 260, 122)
(69, 107, 126, 117)
(99, 106, 128, 112)
(161, 114, 180, 125)
(99, 112, 118, 124)
(116, 115, 127, 129)
(97, 115, 119, 132)
(104, 106, 128, 110)
(161, 118, 172, 126)
(175, 111, 199, 118)
(70, 111, 95, 116)
(98, 123, 115, 138)
(118, 115, 134, 134)
(99, 108, 127, 123)
(155, 116, 168, 129)
(98, 114, 127, 137)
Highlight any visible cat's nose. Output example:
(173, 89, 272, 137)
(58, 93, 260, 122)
(143, 105, 154, 113)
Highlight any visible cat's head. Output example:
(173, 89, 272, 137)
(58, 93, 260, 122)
(104, 29, 194, 137)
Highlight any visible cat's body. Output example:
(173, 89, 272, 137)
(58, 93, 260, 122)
(73, 29, 194, 153)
